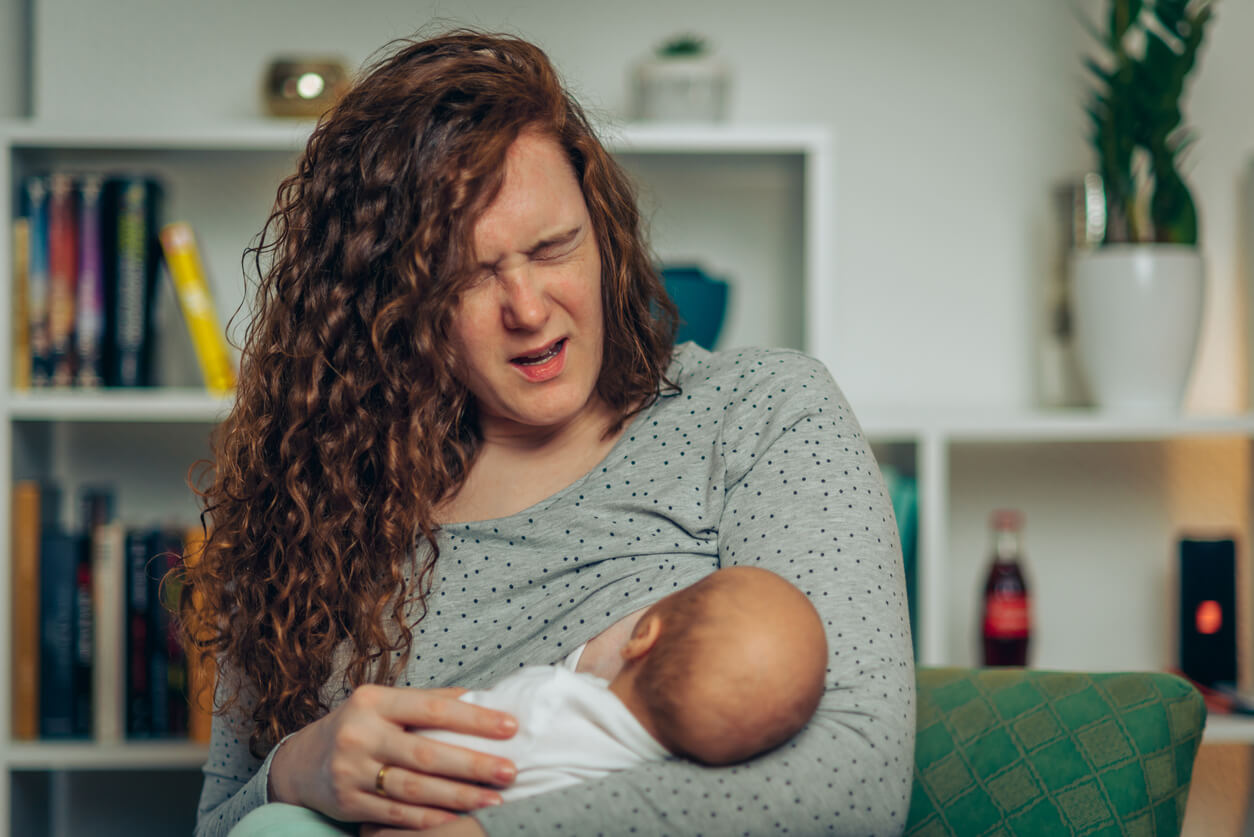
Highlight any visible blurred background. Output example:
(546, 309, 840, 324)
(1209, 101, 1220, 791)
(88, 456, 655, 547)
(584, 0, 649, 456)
(2, 0, 1254, 834)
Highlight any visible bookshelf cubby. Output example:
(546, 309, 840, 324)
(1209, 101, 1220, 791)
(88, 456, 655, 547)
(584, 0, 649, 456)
(3, 119, 1251, 836)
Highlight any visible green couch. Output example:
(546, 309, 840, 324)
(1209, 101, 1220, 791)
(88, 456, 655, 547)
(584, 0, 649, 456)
(906, 668, 1207, 836)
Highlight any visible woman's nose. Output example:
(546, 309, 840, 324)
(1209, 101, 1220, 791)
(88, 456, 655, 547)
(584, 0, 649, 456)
(499, 267, 549, 331)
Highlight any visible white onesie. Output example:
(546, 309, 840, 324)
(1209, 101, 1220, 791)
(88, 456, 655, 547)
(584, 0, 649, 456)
(421, 658, 669, 801)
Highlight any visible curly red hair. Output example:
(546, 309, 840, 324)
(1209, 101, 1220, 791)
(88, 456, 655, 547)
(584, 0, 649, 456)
(181, 30, 676, 757)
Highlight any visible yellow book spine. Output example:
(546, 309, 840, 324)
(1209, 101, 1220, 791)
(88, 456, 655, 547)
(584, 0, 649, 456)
(12, 481, 40, 740)
(159, 223, 237, 396)
(12, 219, 31, 391)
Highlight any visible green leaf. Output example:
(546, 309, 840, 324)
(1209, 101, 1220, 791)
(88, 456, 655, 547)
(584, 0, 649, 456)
(1110, 0, 1143, 46)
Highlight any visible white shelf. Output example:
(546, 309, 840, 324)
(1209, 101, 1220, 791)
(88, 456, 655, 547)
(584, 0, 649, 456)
(858, 408, 1254, 443)
(5, 390, 231, 423)
(1202, 714, 1254, 744)
(0, 118, 313, 152)
(0, 119, 829, 157)
(608, 123, 830, 154)
(5, 741, 208, 771)
(7, 390, 1251, 442)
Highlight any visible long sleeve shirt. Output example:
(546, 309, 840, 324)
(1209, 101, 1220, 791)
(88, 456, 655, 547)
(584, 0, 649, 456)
(195, 343, 916, 836)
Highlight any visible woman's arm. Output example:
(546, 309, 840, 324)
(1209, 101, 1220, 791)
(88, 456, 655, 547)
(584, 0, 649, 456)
(470, 350, 916, 835)
(194, 675, 521, 836)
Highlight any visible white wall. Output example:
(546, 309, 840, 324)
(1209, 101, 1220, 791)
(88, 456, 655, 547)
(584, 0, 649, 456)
(16, 0, 1254, 411)
(0, 0, 27, 118)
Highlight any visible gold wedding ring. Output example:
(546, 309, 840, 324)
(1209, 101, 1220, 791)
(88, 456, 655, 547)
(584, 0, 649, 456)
(375, 764, 391, 798)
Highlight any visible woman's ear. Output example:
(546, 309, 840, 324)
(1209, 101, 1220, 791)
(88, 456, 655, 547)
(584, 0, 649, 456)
(621, 613, 662, 661)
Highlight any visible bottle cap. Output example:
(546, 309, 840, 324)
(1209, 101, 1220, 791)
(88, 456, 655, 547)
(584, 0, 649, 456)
(990, 509, 1023, 531)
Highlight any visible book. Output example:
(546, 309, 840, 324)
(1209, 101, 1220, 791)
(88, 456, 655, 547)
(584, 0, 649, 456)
(11, 481, 42, 740)
(159, 222, 237, 395)
(76, 175, 107, 388)
(146, 528, 185, 738)
(103, 177, 163, 387)
(124, 528, 153, 737)
(72, 539, 94, 737)
(39, 528, 82, 738)
(183, 525, 215, 743)
(23, 176, 52, 387)
(152, 529, 189, 736)
(12, 219, 32, 391)
(46, 173, 79, 387)
(92, 521, 126, 742)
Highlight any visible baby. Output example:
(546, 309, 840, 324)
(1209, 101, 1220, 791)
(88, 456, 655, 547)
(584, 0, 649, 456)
(422, 565, 828, 800)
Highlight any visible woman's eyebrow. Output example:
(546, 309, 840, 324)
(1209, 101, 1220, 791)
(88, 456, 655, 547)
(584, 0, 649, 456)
(527, 226, 581, 254)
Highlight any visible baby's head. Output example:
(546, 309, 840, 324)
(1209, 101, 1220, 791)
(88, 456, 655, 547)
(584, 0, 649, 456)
(608, 566, 827, 766)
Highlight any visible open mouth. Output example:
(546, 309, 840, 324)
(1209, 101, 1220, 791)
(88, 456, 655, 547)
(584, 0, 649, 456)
(512, 338, 565, 366)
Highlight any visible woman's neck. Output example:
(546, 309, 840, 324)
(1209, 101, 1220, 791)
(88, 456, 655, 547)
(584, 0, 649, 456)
(436, 396, 629, 523)
(476, 395, 618, 456)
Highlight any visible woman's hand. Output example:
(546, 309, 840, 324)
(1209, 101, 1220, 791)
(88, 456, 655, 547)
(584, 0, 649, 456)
(268, 684, 518, 830)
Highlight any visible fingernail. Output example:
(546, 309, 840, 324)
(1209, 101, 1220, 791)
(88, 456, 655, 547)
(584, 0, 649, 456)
(495, 764, 516, 784)
(481, 795, 503, 807)
(499, 716, 518, 734)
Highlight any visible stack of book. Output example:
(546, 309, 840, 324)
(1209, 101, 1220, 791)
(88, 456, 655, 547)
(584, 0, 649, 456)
(10, 481, 213, 744)
(13, 172, 236, 394)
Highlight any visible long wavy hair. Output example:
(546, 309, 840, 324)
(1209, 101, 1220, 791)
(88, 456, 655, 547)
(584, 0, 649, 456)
(180, 30, 677, 758)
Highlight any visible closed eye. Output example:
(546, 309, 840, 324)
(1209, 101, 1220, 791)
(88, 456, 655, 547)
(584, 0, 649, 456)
(530, 227, 582, 261)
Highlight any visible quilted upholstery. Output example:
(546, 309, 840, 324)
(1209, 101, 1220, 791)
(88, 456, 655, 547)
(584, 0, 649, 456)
(906, 668, 1206, 836)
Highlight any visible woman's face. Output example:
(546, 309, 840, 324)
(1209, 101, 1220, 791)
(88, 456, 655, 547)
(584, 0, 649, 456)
(449, 129, 605, 441)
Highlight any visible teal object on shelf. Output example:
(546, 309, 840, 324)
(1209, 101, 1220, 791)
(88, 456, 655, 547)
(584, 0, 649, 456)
(662, 265, 729, 350)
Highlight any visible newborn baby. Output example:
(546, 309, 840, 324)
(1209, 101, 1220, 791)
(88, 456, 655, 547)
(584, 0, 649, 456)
(422, 566, 828, 800)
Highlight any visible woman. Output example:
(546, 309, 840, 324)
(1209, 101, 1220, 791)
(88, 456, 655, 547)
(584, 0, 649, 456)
(186, 30, 915, 837)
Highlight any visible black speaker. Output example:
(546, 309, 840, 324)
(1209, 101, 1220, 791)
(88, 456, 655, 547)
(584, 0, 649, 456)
(1179, 538, 1237, 688)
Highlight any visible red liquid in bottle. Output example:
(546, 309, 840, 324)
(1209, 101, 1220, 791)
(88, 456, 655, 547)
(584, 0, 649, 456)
(981, 510, 1031, 667)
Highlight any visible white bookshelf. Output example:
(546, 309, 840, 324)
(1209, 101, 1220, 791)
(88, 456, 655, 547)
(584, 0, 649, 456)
(0, 120, 832, 835)
(5, 742, 209, 771)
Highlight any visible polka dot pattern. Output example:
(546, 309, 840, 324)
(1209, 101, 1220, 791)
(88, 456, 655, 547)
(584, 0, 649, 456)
(194, 343, 916, 837)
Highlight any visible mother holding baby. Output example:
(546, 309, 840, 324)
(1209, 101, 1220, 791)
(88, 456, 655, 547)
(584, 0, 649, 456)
(186, 30, 915, 837)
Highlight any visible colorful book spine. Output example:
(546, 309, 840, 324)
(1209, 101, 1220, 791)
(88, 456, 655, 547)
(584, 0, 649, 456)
(46, 173, 79, 387)
(104, 177, 163, 387)
(76, 176, 106, 388)
(23, 176, 51, 387)
(125, 529, 153, 737)
(12, 219, 32, 391)
(11, 481, 42, 740)
(159, 222, 237, 395)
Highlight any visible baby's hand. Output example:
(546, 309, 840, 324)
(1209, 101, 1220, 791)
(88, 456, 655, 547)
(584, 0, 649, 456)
(576, 607, 648, 680)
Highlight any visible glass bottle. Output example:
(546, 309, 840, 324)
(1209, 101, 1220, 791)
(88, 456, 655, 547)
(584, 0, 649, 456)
(981, 509, 1031, 667)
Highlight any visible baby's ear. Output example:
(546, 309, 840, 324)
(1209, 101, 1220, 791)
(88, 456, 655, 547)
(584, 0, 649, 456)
(621, 613, 663, 661)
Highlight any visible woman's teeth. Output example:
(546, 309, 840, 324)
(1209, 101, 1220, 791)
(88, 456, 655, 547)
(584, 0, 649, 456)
(516, 340, 563, 365)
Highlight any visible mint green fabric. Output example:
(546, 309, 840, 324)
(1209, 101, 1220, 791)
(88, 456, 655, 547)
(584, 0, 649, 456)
(228, 803, 352, 837)
(906, 669, 1206, 836)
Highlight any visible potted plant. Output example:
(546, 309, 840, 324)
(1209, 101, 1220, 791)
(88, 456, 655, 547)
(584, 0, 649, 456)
(1070, 0, 1214, 412)
(633, 34, 731, 123)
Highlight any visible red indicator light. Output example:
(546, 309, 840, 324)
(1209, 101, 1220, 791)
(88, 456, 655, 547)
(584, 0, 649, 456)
(1196, 600, 1223, 635)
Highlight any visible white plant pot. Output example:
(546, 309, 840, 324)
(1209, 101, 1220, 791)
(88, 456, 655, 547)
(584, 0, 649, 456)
(1070, 245, 1204, 413)
(633, 55, 730, 122)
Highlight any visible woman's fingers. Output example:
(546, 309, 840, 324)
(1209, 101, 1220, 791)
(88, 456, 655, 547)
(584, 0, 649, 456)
(375, 763, 504, 811)
(378, 687, 517, 740)
(382, 733, 516, 789)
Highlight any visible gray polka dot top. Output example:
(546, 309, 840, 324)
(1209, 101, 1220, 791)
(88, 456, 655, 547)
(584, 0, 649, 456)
(194, 343, 916, 837)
